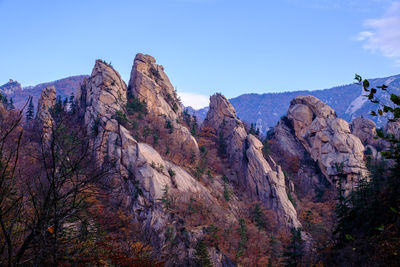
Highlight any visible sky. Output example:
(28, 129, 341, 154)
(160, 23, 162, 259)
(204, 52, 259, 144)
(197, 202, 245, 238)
(0, 0, 399, 109)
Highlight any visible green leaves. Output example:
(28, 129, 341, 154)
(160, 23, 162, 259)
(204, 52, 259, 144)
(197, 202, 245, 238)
(390, 94, 400, 105)
(383, 105, 393, 113)
(394, 108, 400, 118)
(356, 75, 400, 120)
(376, 129, 385, 138)
(377, 84, 388, 90)
(354, 74, 362, 83)
(363, 79, 370, 91)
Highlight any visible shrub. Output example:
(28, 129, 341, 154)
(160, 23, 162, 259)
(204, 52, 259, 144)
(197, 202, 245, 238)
(172, 102, 179, 112)
(126, 95, 147, 115)
(168, 168, 176, 178)
(287, 191, 297, 208)
(91, 118, 100, 136)
(199, 145, 207, 155)
(194, 240, 212, 267)
(165, 120, 174, 133)
(153, 135, 159, 145)
(114, 110, 129, 126)
(142, 125, 152, 141)
(223, 183, 230, 201)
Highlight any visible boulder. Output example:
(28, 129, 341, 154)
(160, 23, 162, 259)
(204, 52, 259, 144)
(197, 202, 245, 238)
(285, 96, 367, 191)
(350, 117, 378, 146)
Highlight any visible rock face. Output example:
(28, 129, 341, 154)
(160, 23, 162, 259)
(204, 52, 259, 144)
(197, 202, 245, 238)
(128, 53, 181, 119)
(78, 60, 209, 201)
(35, 86, 56, 142)
(274, 95, 367, 193)
(385, 119, 400, 139)
(269, 118, 328, 197)
(203, 93, 301, 228)
(78, 59, 230, 265)
(350, 117, 378, 146)
(128, 53, 199, 164)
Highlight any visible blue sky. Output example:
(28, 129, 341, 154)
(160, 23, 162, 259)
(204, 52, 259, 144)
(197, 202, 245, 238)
(1, 0, 399, 108)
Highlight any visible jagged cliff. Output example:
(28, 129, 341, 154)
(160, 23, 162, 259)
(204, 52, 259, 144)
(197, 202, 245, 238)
(203, 93, 301, 228)
(128, 53, 199, 165)
(270, 96, 367, 196)
(76, 59, 238, 266)
(26, 54, 394, 266)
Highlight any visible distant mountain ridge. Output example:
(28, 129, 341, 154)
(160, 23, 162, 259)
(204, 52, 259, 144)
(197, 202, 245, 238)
(2, 73, 400, 133)
(0, 75, 88, 110)
(191, 74, 400, 134)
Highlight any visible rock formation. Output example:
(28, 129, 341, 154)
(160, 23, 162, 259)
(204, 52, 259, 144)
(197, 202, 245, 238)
(35, 86, 56, 142)
(77, 59, 233, 265)
(203, 93, 301, 228)
(272, 95, 367, 194)
(385, 119, 400, 139)
(128, 53, 199, 165)
(269, 117, 328, 198)
(350, 117, 378, 146)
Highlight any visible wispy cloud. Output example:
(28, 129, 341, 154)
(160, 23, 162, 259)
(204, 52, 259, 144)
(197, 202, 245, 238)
(178, 92, 209, 109)
(357, 2, 400, 63)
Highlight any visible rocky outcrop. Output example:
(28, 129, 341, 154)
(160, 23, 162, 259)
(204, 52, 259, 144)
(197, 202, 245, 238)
(275, 95, 367, 193)
(350, 117, 378, 146)
(269, 118, 328, 198)
(35, 86, 56, 142)
(350, 117, 389, 159)
(385, 119, 400, 139)
(128, 53, 181, 119)
(78, 59, 232, 265)
(128, 53, 199, 164)
(203, 93, 301, 228)
(203, 93, 247, 181)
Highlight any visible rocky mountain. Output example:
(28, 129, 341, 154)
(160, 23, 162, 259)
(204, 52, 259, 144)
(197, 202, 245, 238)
(1, 54, 399, 266)
(269, 95, 367, 196)
(73, 56, 302, 265)
(191, 74, 400, 135)
(0, 75, 87, 111)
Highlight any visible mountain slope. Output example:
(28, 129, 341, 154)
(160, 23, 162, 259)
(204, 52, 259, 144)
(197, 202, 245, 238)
(0, 75, 88, 110)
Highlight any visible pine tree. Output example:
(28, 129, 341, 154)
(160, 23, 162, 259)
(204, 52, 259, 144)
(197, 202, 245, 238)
(282, 227, 304, 267)
(252, 204, 267, 231)
(69, 93, 76, 113)
(194, 240, 212, 267)
(269, 235, 281, 266)
(53, 95, 63, 115)
(333, 163, 350, 244)
(236, 218, 248, 258)
(1, 95, 8, 106)
(8, 98, 15, 110)
(223, 181, 230, 201)
(25, 97, 34, 121)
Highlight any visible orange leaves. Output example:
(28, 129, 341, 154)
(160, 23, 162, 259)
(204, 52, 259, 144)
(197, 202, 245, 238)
(47, 226, 54, 234)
